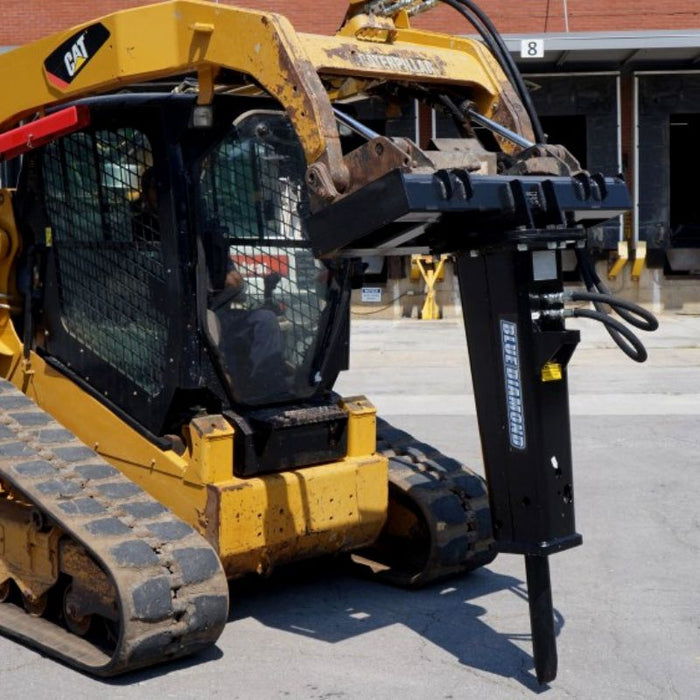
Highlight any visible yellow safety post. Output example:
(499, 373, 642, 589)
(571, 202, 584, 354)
(631, 240, 647, 281)
(607, 240, 629, 280)
(412, 254, 447, 320)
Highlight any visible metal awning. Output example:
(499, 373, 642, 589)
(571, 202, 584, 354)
(502, 30, 700, 72)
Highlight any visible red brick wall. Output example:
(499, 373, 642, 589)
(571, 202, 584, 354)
(2, 1, 700, 45)
(413, 1, 700, 33)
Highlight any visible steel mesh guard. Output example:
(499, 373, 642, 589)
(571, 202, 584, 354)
(201, 115, 327, 372)
(43, 128, 168, 396)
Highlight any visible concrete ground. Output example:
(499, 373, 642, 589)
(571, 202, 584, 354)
(1, 312, 699, 698)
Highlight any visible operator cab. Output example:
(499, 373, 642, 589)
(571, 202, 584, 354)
(14, 93, 351, 447)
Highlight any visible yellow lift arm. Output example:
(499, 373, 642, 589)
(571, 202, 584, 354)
(0, 0, 531, 202)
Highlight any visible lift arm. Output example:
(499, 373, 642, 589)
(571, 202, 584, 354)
(0, 0, 528, 200)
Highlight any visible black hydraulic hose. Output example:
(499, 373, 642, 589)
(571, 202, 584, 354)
(567, 290, 658, 332)
(451, 0, 537, 124)
(437, 0, 546, 144)
(574, 248, 658, 331)
(438, 0, 520, 101)
(575, 247, 597, 292)
(569, 248, 656, 359)
(570, 308, 648, 363)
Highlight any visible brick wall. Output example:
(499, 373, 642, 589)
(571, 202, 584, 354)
(2, 1, 699, 46)
(412, 1, 700, 33)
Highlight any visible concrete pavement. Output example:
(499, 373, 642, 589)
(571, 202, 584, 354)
(1, 312, 698, 698)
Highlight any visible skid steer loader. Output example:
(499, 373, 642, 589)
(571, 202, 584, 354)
(0, 0, 656, 683)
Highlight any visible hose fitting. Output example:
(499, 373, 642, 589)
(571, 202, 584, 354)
(531, 282, 656, 363)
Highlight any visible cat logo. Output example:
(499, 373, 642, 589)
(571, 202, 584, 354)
(44, 23, 110, 89)
(64, 33, 89, 78)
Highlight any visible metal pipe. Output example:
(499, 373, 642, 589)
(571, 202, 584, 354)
(365, 0, 422, 17)
(633, 74, 639, 245)
(616, 73, 624, 242)
(408, 0, 438, 16)
(332, 107, 381, 141)
(466, 108, 535, 149)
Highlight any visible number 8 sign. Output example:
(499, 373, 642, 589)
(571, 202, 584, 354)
(520, 39, 544, 59)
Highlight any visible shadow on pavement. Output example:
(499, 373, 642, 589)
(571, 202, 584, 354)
(227, 558, 563, 692)
(90, 558, 562, 690)
(88, 645, 224, 686)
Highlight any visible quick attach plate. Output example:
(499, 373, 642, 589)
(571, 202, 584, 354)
(306, 168, 631, 257)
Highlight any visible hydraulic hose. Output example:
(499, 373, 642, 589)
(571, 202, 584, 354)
(566, 290, 658, 332)
(567, 307, 648, 363)
(437, 0, 546, 144)
(536, 250, 658, 362)
(575, 248, 658, 330)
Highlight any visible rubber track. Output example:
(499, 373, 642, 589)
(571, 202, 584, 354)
(373, 417, 497, 587)
(0, 379, 229, 676)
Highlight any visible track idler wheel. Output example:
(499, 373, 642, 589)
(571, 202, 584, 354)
(23, 592, 48, 617)
(360, 419, 497, 587)
(63, 584, 92, 636)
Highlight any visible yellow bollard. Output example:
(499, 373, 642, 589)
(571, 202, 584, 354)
(412, 255, 447, 320)
(607, 240, 629, 280)
(631, 240, 647, 281)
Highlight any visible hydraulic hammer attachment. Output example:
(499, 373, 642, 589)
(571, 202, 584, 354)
(457, 246, 581, 683)
(307, 167, 631, 683)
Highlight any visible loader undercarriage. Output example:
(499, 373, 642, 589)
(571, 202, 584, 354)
(354, 419, 496, 587)
(0, 380, 228, 675)
(0, 373, 497, 674)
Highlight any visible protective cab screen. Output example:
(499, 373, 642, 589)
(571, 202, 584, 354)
(200, 111, 333, 405)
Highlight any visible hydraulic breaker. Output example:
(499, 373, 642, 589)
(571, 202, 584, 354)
(457, 246, 581, 683)
(308, 165, 632, 683)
